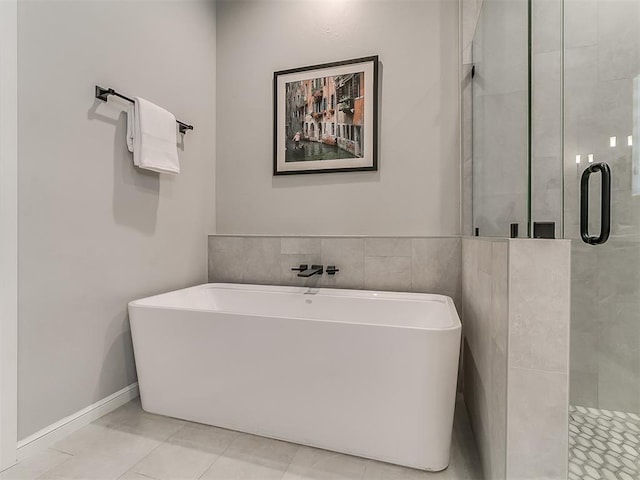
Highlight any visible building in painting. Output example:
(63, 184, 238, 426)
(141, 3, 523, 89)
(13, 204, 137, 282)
(285, 72, 365, 158)
(285, 82, 305, 139)
(334, 73, 364, 157)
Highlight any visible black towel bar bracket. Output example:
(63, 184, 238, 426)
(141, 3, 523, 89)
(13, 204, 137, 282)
(95, 85, 194, 135)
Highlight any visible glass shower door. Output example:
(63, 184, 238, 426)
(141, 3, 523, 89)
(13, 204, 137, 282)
(471, 0, 530, 238)
(565, 1, 640, 478)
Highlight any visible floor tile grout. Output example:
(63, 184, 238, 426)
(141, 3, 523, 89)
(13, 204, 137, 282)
(34, 451, 74, 480)
(47, 446, 74, 457)
(196, 428, 240, 480)
(569, 404, 640, 480)
(360, 460, 368, 480)
(126, 439, 166, 480)
(278, 442, 300, 480)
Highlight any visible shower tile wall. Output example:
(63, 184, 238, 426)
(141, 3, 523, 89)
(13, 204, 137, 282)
(470, 0, 529, 237)
(564, 0, 640, 415)
(462, 237, 570, 480)
(208, 236, 461, 306)
(531, 0, 563, 237)
(571, 242, 640, 413)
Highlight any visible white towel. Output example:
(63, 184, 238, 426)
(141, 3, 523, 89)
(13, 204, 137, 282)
(126, 97, 180, 174)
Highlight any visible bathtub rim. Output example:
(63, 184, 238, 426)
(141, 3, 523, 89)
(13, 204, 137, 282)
(128, 283, 461, 332)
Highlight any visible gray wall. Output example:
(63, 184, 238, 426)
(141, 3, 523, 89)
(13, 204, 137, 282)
(531, 0, 563, 238)
(215, 0, 460, 236)
(0, 0, 18, 467)
(18, 0, 216, 439)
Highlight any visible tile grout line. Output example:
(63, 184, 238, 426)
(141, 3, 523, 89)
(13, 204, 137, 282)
(47, 446, 75, 456)
(278, 441, 301, 480)
(126, 434, 171, 478)
(196, 430, 240, 480)
(33, 450, 75, 480)
(111, 406, 189, 480)
(360, 460, 369, 480)
(508, 364, 570, 376)
(118, 470, 158, 480)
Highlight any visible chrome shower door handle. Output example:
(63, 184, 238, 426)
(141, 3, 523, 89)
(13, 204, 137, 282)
(580, 162, 611, 245)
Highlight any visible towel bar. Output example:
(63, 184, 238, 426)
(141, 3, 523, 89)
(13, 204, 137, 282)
(95, 85, 194, 135)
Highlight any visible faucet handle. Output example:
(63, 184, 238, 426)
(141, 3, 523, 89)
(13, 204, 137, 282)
(291, 264, 308, 272)
(326, 265, 339, 275)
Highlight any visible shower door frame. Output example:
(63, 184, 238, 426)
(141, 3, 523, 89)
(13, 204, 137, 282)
(0, 0, 19, 471)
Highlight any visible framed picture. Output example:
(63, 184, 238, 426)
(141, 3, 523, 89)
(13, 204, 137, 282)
(273, 55, 379, 175)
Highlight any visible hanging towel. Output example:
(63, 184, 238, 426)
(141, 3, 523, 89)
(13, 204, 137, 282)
(126, 97, 180, 174)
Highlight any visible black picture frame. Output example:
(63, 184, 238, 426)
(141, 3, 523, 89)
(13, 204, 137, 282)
(273, 55, 379, 175)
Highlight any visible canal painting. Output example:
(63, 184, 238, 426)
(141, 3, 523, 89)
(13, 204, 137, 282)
(274, 56, 378, 175)
(285, 73, 364, 162)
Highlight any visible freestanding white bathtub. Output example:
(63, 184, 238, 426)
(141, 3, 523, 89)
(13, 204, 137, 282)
(128, 283, 461, 471)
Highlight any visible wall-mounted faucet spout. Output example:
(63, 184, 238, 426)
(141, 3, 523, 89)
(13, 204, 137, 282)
(297, 264, 324, 277)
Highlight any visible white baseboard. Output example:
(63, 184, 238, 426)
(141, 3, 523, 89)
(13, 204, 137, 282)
(16, 383, 139, 461)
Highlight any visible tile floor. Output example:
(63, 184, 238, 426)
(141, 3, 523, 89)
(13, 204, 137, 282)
(568, 405, 640, 480)
(0, 396, 483, 480)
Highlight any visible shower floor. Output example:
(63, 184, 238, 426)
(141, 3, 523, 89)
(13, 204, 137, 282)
(569, 405, 640, 480)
